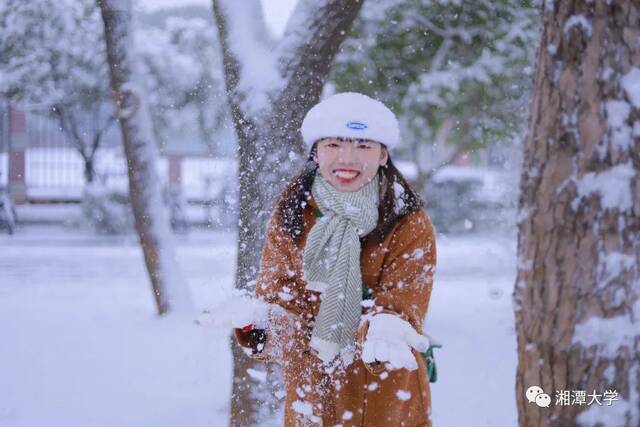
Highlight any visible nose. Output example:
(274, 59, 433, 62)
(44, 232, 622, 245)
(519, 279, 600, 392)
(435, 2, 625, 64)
(336, 143, 357, 162)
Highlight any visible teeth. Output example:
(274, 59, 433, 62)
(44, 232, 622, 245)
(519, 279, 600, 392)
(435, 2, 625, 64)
(333, 170, 359, 179)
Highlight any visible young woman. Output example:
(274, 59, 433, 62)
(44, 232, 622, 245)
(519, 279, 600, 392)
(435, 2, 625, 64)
(234, 92, 437, 427)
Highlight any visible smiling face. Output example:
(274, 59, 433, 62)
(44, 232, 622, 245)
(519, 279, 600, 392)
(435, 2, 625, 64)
(314, 138, 388, 192)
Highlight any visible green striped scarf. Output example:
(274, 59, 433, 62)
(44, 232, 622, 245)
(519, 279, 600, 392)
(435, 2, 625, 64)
(302, 172, 379, 363)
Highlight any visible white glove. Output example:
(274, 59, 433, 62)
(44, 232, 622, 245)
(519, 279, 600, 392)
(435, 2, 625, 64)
(197, 291, 271, 330)
(361, 313, 430, 371)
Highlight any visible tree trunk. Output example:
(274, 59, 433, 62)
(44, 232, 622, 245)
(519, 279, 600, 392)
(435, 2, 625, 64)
(99, 0, 193, 316)
(412, 117, 467, 196)
(84, 157, 95, 183)
(514, 1, 639, 426)
(211, 1, 365, 424)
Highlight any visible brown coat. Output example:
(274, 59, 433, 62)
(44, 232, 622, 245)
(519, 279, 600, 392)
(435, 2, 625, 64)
(235, 194, 437, 426)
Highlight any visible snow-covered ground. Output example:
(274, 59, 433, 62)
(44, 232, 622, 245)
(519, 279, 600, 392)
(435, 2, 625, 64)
(429, 232, 519, 427)
(0, 223, 518, 427)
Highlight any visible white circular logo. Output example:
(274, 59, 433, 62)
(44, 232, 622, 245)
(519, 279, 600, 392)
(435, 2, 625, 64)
(526, 385, 551, 407)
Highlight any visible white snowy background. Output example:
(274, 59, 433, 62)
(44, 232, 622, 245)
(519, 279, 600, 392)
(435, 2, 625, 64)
(1, 0, 638, 424)
(0, 216, 518, 426)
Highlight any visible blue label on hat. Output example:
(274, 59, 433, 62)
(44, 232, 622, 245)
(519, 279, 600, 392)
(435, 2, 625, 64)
(346, 121, 368, 130)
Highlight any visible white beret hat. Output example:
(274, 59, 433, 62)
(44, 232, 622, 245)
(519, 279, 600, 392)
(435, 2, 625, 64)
(300, 92, 400, 150)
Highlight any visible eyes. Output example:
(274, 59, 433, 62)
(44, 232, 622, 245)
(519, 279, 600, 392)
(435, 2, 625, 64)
(325, 142, 372, 149)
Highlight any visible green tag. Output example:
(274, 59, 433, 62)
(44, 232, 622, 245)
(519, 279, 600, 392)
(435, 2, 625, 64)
(360, 282, 439, 383)
(362, 285, 373, 300)
(422, 344, 442, 383)
(314, 210, 323, 218)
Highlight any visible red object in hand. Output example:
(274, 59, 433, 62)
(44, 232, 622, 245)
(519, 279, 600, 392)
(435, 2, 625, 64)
(241, 323, 254, 333)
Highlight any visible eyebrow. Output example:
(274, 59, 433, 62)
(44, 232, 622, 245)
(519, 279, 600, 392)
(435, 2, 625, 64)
(333, 137, 373, 143)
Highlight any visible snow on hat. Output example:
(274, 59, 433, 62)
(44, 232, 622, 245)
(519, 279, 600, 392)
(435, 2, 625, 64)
(300, 92, 400, 150)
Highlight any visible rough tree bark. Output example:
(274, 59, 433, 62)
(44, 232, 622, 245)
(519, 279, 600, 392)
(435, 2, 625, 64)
(211, 0, 365, 425)
(514, 1, 639, 426)
(98, 0, 193, 316)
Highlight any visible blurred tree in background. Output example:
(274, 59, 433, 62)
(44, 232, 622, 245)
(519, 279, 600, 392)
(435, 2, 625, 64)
(331, 0, 540, 194)
(0, 0, 114, 183)
(136, 16, 230, 155)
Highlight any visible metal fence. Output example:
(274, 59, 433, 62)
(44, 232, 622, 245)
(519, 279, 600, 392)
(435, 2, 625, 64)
(21, 147, 236, 202)
(0, 108, 236, 202)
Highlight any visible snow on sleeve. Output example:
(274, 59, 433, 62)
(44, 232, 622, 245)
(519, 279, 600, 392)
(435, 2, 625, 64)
(396, 389, 412, 401)
(291, 400, 322, 424)
(246, 368, 267, 383)
(342, 410, 353, 420)
(277, 286, 295, 302)
(292, 399, 312, 415)
(393, 181, 406, 214)
(409, 248, 424, 260)
(369, 210, 436, 328)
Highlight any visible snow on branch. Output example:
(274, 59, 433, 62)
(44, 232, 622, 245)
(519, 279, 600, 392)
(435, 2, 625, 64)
(269, 0, 364, 131)
(276, 0, 363, 86)
(416, 48, 506, 107)
(275, 0, 320, 74)
(212, 0, 362, 146)
(214, 0, 282, 116)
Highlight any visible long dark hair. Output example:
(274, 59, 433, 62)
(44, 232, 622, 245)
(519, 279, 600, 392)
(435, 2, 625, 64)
(275, 138, 425, 245)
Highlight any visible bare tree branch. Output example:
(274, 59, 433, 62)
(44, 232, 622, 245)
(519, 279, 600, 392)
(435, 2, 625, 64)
(52, 104, 88, 158)
(410, 117, 472, 197)
(423, 119, 472, 182)
(90, 114, 116, 159)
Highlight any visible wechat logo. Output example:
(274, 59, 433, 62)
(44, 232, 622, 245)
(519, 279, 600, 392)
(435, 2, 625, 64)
(526, 385, 551, 408)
